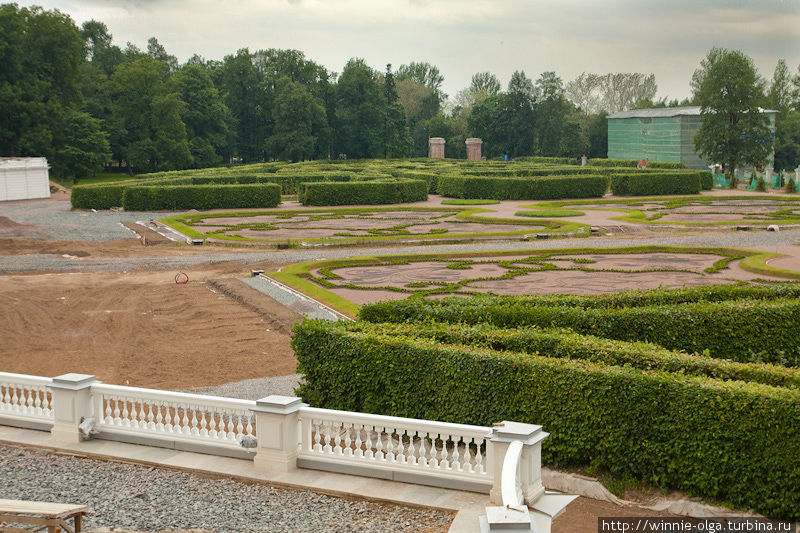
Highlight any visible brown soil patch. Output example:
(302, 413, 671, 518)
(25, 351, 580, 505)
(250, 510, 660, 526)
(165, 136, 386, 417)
(0, 216, 43, 237)
(0, 267, 301, 390)
(0, 238, 276, 259)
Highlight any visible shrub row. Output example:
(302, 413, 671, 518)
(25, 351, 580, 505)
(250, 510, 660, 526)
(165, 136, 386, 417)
(71, 184, 127, 209)
(360, 283, 800, 312)
(297, 178, 428, 206)
(347, 321, 800, 389)
(358, 296, 800, 367)
(610, 172, 704, 196)
(121, 184, 281, 210)
(292, 320, 800, 519)
(436, 174, 609, 200)
(589, 158, 687, 169)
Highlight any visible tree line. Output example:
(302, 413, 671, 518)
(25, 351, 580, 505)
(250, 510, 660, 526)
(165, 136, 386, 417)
(2, 4, 799, 180)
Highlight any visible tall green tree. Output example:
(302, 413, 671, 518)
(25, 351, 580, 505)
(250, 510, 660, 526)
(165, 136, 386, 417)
(52, 110, 110, 181)
(220, 49, 270, 162)
(109, 57, 190, 172)
(334, 58, 385, 159)
(395, 62, 446, 103)
(383, 64, 412, 158)
(0, 5, 84, 159)
(171, 63, 233, 167)
(693, 48, 771, 179)
(768, 59, 794, 114)
(266, 77, 327, 161)
(534, 72, 584, 157)
(469, 72, 501, 101)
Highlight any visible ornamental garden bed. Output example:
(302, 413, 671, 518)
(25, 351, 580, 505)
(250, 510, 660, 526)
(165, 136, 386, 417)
(271, 246, 795, 316)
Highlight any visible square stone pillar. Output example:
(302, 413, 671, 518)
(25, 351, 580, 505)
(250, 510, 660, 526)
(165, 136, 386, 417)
(250, 395, 306, 472)
(429, 137, 445, 158)
(48, 373, 98, 443)
(466, 138, 483, 161)
(488, 421, 548, 505)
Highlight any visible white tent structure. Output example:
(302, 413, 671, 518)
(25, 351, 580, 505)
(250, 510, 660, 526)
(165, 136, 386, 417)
(0, 158, 51, 201)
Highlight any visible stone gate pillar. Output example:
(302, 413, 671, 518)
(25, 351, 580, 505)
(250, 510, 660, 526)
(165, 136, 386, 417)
(466, 138, 482, 161)
(428, 137, 445, 158)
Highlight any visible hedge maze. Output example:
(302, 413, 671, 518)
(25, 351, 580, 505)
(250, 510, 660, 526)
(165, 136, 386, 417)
(71, 157, 713, 210)
(292, 281, 800, 520)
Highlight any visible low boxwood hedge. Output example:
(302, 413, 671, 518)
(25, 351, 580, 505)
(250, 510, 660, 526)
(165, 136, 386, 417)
(121, 183, 281, 210)
(360, 283, 800, 315)
(359, 296, 800, 367)
(71, 183, 127, 209)
(298, 178, 427, 206)
(437, 174, 608, 200)
(347, 321, 800, 389)
(610, 172, 703, 196)
(292, 320, 800, 519)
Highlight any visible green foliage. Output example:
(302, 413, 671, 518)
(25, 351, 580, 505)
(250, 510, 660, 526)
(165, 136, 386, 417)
(694, 49, 772, 176)
(786, 177, 797, 194)
(266, 76, 328, 161)
(359, 294, 800, 367)
(610, 172, 703, 196)
(52, 110, 111, 181)
(348, 321, 800, 389)
(298, 178, 427, 206)
(70, 183, 126, 209)
(121, 183, 280, 210)
(292, 319, 800, 519)
(437, 174, 608, 200)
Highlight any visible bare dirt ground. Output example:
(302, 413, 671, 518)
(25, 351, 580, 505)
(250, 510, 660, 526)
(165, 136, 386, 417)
(0, 265, 301, 390)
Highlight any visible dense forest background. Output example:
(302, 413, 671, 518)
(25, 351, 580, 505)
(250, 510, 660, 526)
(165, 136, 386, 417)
(2, 4, 799, 180)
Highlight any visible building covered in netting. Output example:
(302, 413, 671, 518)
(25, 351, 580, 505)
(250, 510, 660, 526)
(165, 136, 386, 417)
(607, 106, 777, 169)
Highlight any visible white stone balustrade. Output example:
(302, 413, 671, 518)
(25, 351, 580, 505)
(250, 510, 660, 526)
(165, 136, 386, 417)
(0, 371, 576, 522)
(295, 405, 493, 492)
(0, 372, 53, 429)
(92, 383, 257, 454)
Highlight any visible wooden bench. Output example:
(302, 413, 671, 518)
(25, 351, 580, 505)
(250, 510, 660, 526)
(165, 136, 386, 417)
(0, 499, 88, 533)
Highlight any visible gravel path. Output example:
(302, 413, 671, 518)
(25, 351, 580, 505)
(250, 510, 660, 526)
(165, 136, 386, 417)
(3, 229, 800, 274)
(179, 374, 304, 399)
(0, 445, 453, 532)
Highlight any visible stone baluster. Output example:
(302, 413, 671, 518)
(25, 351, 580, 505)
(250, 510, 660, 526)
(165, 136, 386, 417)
(250, 395, 305, 472)
(48, 373, 98, 443)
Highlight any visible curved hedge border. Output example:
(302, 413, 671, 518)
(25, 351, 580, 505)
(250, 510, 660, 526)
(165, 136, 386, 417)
(359, 296, 800, 367)
(437, 174, 608, 200)
(292, 320, 800, 520)
(348, 321, 800, 389)
(122, 184, 281, 210)
(298, 178, 428, 206)
(610, 172, 704, 196)
(588, 158, 687, 169)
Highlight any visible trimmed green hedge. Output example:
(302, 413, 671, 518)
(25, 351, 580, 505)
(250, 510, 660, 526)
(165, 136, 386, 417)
(360, 283, 800, 314)
(348, 321, 800, 389)
(298, 178, 428, 206)
(610, 172, 702, 196)
(71, 184, 127, 209)
(589, 159, 687, 169)
(359, 296, 800, 367)
(437, 175, 608, 200)
(292, 320, 800, 519)
(121, 184, 281, 210)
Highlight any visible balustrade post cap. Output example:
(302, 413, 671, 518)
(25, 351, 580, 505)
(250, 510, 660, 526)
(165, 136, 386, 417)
(491, 421, 548, 445)
(251, 395, 306, 415)
(465, 138, 483, 144)
(429, 137, 445, 144)
(50, 373, 98, 391)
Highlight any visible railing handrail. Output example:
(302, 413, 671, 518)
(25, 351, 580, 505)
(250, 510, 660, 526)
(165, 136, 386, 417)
(92, 383, 256, 411)
(300, 405, 491, 438)
(501, 439, 524, 507)
(0, 372, 53, 387)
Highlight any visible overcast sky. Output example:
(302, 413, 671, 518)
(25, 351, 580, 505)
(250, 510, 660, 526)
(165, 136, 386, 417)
(19, 0, 800, 103)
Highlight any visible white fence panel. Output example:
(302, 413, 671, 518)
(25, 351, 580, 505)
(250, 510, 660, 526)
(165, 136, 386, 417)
(0, 372, 53, 424)
(92, 384, 256, 452)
